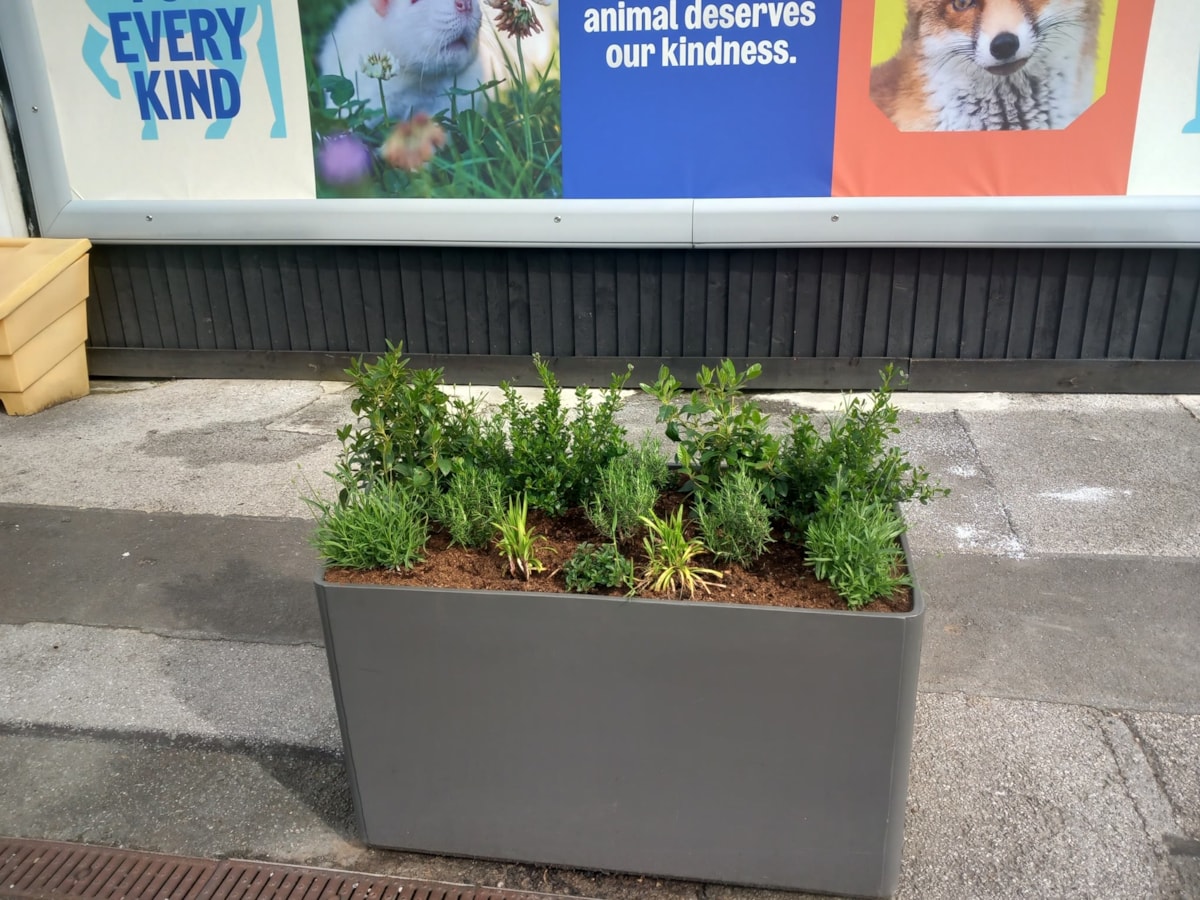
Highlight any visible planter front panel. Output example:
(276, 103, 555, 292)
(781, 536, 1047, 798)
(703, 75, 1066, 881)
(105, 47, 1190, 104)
(317, 583, 923, 898)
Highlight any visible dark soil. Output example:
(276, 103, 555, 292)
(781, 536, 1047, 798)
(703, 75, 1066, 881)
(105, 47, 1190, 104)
(324, 489, 913, 615)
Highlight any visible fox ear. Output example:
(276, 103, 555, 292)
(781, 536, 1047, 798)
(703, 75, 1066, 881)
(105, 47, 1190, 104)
(371, 0, 392, 16)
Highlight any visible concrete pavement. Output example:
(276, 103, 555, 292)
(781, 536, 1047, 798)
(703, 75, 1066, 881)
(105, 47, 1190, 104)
(1, 377, 1198, 899)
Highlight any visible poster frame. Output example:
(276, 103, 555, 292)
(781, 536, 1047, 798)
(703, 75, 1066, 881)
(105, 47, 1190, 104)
(1, 0, 1197, 248)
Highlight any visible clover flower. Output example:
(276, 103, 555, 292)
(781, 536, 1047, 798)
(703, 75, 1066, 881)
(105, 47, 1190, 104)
(317, 133, 372, 185)
(360, 51, 398, 81)
(381, 114, 447, 172)
(485, 0, 550, 39)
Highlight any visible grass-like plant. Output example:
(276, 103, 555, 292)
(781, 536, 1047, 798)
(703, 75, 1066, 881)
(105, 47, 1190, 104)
(637, 507, 724, 600)
(433, 463, 506, 549)
(307, 479, 429, 571)
(694, 468, 775, 567)
(803, 491, 912, 609)
(562, 542, 636, 594)
(494, 494, 551, 581)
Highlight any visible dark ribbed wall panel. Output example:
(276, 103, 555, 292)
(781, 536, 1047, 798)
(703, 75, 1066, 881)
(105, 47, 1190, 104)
(85, 245, 1200, 388)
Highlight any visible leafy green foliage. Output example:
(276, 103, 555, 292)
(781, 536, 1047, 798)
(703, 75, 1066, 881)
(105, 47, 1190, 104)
(501, 356, 631, 516)
(586, 451, 661, 544)
(637, 507, 724, 600)
(562, 542, 636, 594)
(306, 479, 429, 571)
(494, 494, 551, 581)
(432, 463, 506, 549)
(775, 364, 948, 534)
(694, 468, 774, 566)
(803, 491, 912, 609)
(641, 360, 781, 500)
(334, 341, 482, 498)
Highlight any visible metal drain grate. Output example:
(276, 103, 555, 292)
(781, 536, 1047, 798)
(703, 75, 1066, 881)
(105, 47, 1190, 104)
(0, 839, 576, 900)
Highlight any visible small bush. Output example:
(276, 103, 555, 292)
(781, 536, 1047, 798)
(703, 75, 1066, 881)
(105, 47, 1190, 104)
(803, 493, 911, 609)
(628, 433, 674, 491)
(586, 452, 660, 543)
(501, 356, 631, 516)
(562, 542, 635, 594)
(694, 469, 774, 566)
(641, 359, 781, 500)
(307, 480, 429, 571)
(433, 464, 506, 548)
(776, 364, 948, 534)
(335, 341, 483, 496)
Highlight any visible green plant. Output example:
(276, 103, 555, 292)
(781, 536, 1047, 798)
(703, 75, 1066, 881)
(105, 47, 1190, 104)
(776, 364, 948, 534)
(562, 542, 636, 594)
(628, 433, 674, 490)
(500, 356, 631, 516)
(306, 479, 429, 571)
(585, 452, 660, 544)
(694, 468, 775, 566)
(641, 360, 781, 500)
(432, 463, 506, 548)
(494, 494, 551, 580)
(334, 341, 482, 497)
(803, 491, 912, 609)
(637, 507, 724, 600)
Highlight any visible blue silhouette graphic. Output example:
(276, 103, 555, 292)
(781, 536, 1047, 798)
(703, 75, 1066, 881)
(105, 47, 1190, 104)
(82, 0, 286, 141)
(1186, 49, 1200, 134)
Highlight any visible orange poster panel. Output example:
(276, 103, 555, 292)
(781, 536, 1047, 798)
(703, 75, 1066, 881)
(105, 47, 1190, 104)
(832, 1, 1155, 197)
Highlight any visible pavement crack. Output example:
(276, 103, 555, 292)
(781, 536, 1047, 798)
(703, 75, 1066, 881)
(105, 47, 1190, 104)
(1175, 397, 1200, 426)
(1099, 714, 1180, 850)
(952, 410, 1027, 557)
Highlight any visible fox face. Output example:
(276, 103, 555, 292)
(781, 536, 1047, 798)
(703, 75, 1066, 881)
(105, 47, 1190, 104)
(871, 0, 1103, 130)
(907, 0, 1098, 78)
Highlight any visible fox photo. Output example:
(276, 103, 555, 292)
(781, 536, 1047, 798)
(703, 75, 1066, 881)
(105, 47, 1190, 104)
(869, 0, 1119, 131)
(299, 0, 561, 199)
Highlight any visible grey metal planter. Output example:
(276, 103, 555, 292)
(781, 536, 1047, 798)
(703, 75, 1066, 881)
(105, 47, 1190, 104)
(315, 543, 924, 899)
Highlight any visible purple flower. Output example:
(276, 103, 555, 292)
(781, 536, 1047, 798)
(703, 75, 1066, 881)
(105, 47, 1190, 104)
(318, 133, 372, 185)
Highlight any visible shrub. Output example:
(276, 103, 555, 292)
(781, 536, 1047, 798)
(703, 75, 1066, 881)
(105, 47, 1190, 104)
(803, 491, 912, 609)
(562, 542, 636, 594)
(776, 364, 948, 534)
(307, 479, 429, 571)
(501, 356, 631, 516)
(335, 341, 483, 496)
(694, 468, 774, 566)
(432, 463, 506, 548)
(641, 360, 780, 501)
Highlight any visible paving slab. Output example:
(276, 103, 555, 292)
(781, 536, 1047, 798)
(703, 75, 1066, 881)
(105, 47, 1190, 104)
(0, 623, 339, 750)
(0, 380, 346, 518)
(899, 694, 1172, 900)
(0, 505, 323, 644)
(954, 400, 1200, 557)
(912, 552, 1200, 713)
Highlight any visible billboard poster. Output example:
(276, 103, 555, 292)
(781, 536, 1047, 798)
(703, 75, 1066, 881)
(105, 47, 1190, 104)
(19, 0, 1200, 204)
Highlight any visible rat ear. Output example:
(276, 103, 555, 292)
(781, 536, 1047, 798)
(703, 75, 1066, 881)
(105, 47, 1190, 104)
(371, 0, 392, 16)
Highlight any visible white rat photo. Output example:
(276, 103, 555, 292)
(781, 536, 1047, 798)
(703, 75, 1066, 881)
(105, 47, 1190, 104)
(317, 0, 559, 123)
